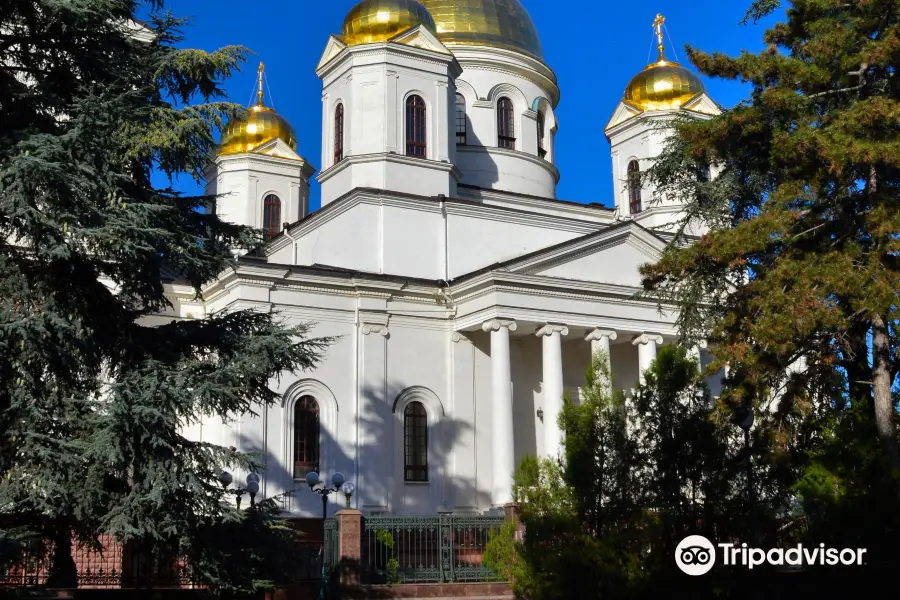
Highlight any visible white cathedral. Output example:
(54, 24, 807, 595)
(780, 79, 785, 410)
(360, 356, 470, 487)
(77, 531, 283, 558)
(176, 0, 725, 517)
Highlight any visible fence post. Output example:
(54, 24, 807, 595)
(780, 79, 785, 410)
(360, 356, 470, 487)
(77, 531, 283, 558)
(335, 509, 363, 587)
(439, 511, 454, 583)
(503, 503, 525, 543)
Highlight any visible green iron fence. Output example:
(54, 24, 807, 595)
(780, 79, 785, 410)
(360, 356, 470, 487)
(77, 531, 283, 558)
(362, 514, 506, 584)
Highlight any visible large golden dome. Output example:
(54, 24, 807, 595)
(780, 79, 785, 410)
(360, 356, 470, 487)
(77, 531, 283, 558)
(419, 0, 543, 59)
(624, 14, 705, 111)
(342, 0, 436, 46)
(219, 64, 298, 156)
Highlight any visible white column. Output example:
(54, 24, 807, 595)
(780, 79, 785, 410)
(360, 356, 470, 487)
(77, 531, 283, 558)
(688, 339, 708, 367)
(482, 319, 517, 506)
(536, 324, 568, 460)
(586, 329, 617, 383)
(632, 333, 664, 385)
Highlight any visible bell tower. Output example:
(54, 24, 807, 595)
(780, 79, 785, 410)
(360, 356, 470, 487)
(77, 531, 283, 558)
(604, 15, 720, 232)
(315, 0, 462, 207)
(206, 62, 316, 236)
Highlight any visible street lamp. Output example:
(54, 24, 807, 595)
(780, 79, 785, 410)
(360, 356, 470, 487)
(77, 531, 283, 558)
(220, 470, 260, 509)
(305, 473, 355, 600)
(305, 472, 356, 519)
(735, 406, 755, 543)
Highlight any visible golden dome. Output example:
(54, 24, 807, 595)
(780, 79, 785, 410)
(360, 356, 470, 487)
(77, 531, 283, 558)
(219, 63, 297, 157)
(624, 14, 705, 111)
(419, 0, 543, 59)
(342, 0, 437, 46)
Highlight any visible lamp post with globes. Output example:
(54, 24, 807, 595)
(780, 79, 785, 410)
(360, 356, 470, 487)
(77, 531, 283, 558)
(304, 471, 356, 520)
(219, 470, 261, 509)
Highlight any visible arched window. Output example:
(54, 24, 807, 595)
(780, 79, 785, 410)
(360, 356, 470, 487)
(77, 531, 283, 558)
(406, 95, 427, 157)
(455, 93, 467, 145)
(537, 111, 547, 160)
(334, 103, 344, 165)
(403, 402, 428, 482)
(627, 160, 642, 215)
(263, 194, 282, 237)
(497, 97, 516, 149)
(293, 396, 320, 479)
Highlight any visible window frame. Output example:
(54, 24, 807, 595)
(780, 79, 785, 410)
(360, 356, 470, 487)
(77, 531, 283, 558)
(333, 103, 344, 165)
(455, 93, 467, 146)
(403, 402, 428, 483)
(263, 194, 282, 238)
(293, 396, 320, 480)
(537, 111, 547, 160)
(627, 160, 643, 215)
(497, 97, 516, 150)
(405, 95, 427, 158)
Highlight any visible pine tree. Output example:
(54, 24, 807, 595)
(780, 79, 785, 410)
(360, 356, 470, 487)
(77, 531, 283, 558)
(0, 0, 329, 589)
(641, 0, 900, 492)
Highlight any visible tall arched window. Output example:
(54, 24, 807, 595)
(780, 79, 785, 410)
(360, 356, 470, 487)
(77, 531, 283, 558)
(293, 396, 320, 479)
(406, 95, 427, 157)
(263, 194, 282, 238)
(627, 160, 642, 215)
(404, 402, 428, 482)
(537, 111, 547, 159)
(334, 103, 344, 165)
(455, 93, 467, 145)
(497, 97, 516, 149)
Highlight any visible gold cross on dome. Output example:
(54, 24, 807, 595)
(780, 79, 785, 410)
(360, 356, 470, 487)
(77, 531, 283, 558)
(653, 13, 666, 59)
(256, 61, 265, 106)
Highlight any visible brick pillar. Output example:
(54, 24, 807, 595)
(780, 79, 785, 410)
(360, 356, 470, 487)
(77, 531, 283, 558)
(503, 502, 525, 542)
(336, 509, 363, 587)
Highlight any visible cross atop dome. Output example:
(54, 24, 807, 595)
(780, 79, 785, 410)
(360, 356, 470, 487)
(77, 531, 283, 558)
(653, 13, 667, 60)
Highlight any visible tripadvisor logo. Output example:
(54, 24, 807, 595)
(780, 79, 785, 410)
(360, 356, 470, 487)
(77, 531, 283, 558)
(675, 536, 867, 576)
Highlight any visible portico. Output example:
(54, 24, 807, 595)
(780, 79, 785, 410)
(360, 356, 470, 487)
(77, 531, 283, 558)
(471, 316, 676, 507)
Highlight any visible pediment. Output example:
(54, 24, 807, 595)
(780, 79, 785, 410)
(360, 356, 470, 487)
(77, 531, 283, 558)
(389, 25, 451, 54)
(605, 101, 643, 131)
(504, 222, 667, 287)
(317, 35, 347, 70)
(252, 138, 304, 161)
(682, 93, 722, 116)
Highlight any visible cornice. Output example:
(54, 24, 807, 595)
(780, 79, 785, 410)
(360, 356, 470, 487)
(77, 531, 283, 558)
(317, 41, 458, 81)
(455, 145, 560, 183)
(447, 45, 559, 106)
(316, 152, 462, 185)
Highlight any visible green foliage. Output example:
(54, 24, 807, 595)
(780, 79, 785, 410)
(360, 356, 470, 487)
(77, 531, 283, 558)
(640, 0, 900, 482)
(500, 350, 736, 600)
(482, 521, 519, 583)
(0, 0, 330, 590)
(374, 530, 400, 584)
(182, 496, 303, 599)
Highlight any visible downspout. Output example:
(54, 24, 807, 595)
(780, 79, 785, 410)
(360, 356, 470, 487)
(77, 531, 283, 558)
(353, 292, 361, 509)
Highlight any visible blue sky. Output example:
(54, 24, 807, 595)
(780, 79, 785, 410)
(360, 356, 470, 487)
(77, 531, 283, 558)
(156, 0, 781, 210)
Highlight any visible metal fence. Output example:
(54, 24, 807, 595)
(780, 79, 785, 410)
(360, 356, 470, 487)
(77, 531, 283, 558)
(0, 541, 195, 589)
(362, 514, 506, 584)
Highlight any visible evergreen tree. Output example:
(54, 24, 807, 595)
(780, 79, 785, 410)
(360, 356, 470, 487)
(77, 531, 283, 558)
(641, 0, 900, 491)
(0, 0, 329, 589)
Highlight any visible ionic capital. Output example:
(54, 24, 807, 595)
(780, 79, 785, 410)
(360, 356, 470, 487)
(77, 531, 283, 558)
(586, 329, 618, 343)
(482, 319, 518, 333)
(632, 333, 664, 346)
(535, 323, 569, 338)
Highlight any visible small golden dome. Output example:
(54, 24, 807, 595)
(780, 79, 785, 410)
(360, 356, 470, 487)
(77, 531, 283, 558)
(624, 14, 705, 111)
(219, 63, 298, 157)
(420, 0, 543, 59)
(342, 0, 437, 46)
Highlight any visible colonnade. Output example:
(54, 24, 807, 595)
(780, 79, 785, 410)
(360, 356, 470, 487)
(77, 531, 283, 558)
(479, 319, 702, 506)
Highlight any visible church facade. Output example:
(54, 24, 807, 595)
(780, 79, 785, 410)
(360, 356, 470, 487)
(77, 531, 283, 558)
(177, 0, 723, 517)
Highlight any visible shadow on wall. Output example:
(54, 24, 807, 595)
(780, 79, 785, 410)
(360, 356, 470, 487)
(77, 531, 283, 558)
(240, 378, 492, 518)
